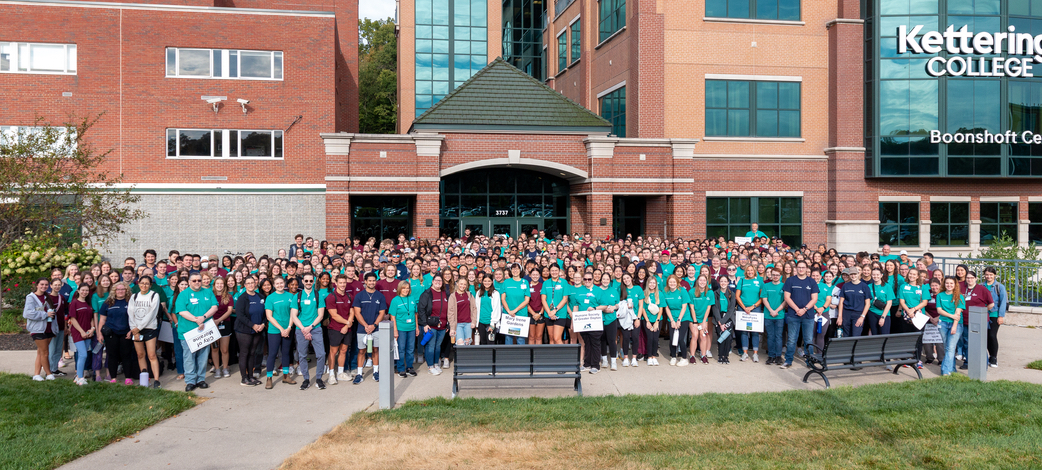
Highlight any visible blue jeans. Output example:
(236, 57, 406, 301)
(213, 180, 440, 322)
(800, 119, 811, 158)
(73, 340, 88, 379)
(48, 328, 64, 372)
(423, 329, 448, 366)
(784, 314, 814, 365)
(740, 331, 760, 352)
(957, 323, 969, 361)
(940, 322, 963, 375)
(764, 317, 784, 358)
(505, 335, 527, 345)
(396, 331, 416, 373)
(179, 339, 210, 385)
(172, 336, 185, 375)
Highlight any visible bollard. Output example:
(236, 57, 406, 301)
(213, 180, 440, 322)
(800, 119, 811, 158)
(967, 306, 988, 381)
(379, 320, 395, 409)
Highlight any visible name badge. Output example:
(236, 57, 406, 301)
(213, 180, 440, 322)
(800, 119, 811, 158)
(584, 299, 590, 304)
(304, 300, 311, 305)
(406, 318, 413, 323)
(190, 298, 199, 305)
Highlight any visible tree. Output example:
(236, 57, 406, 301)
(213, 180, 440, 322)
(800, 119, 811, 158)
(359, 18, 398, 134)
(0, 116, 145, 309)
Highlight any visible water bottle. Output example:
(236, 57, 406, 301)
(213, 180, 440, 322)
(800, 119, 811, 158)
(366, 334, 373, 353)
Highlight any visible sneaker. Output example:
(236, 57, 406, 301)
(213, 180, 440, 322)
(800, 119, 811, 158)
(651, 358, 659, 366)
(374, 372, 380, 383)
(152, 380, 161, 389)
(398, 371, 408, 378)
(610, 361, 618, 371)
(955, 354, 963, 361)
(223, 368, 231, 378)
(989, 363, 999, 368)
(352, 374, 364, 384)
(58, 359, 67, 368)
(600, 357, 609, 368)
(316, 379, 326, 390)
(407, 368, 417, 377)
(631, 358, 639, 368)
(428, 367, 436, 375)
(337, 372, 351, 381)
(706, 351, 712, 358)
(124, 378, 133, 385)
(33, 375, 44, 382)
(916, 361, 924, 369)
(677, 358, 689, 367)
(265, 377, 274, 389)
(52, 370, 67, 377)
(740, 352, 749, 362)
(780, 363, 792, 369)
(622, 358, 630, 367)
(329, 374, 339, 385)
(432, 367, 442, 376)
(590, 368, 599, 374)
(241, 378, 252, 387)
(442, 358, 450, 369)
(300, 379, 311, 391)
(688, 356, 697, 364)
(753, 353, 759, 363)
(109, 379, 118, 383)
(214, 369, 222, 379)
(669, 357, 677, 366)
(960, 363, 968, 370)
(580, 366, 589, 372)
(701, 356, 709, 364)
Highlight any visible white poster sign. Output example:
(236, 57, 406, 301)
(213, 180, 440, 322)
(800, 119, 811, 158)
(498, 315, 531, 337)
(735, 237, 753, 245)
(183, 319, 219, 353)
(571, 309, 604, 332)
(158, 321, 174, 343)
(735, 309, 764, 333)
(922, 323, 943, 344)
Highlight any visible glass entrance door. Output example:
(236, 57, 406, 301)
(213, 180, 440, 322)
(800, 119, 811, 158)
(460, 218, 542, 238)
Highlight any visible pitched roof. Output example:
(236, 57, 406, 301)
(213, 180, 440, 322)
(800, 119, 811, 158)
(410, 58, 612, 133)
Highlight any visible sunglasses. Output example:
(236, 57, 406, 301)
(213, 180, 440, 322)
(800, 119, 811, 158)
(190, 279, 202, 283)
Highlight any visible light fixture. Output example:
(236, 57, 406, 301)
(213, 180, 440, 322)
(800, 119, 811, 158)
(237, 98, 250, 115)
(205, 97, 223, 114)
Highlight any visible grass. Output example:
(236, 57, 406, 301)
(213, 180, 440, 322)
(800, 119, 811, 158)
(282, 376, 1042, 470)
(1029, 360, 1042, 371)
(0, 373, 196, 470)
(0, 309, 26, 334)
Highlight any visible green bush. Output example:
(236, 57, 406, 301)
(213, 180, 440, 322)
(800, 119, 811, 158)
(1, 230, 102, 303)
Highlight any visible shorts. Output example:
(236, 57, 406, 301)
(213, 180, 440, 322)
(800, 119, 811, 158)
(455, 322, 472, 341)
(550, 318, 570, 328)
(357, 330, 382, 349)
(328, 328, 352, 347)
(216, 322, 233, 337)
(530, 314, 546, 325)
(31, 332, 55, 341)
(135, 328, 160, 341)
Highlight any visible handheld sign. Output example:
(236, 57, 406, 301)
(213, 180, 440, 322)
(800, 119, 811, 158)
(736, 309, 765, 333)
(571, 309, 604, 332)
(498, 315, 531, 337)
(183, 319, 220, 353)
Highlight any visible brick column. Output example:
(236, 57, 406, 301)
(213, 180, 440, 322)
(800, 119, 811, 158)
(645, 196, 668, 238)
(669, 193, 696, 240)
(589, 193, 613, 240)
(413, 193, 440, 240)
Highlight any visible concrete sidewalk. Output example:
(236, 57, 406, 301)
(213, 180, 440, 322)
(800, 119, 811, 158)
(1, 326, 1039, 470)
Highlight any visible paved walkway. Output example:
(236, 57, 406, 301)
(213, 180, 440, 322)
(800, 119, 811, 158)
(2, 326, 1040, 470)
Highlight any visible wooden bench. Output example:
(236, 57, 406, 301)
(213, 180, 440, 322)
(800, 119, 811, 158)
(452, 344, 582, 398)
(803, 332, 923, 389)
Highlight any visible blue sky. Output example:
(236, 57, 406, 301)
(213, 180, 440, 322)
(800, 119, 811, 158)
(360, 0, 396, 21)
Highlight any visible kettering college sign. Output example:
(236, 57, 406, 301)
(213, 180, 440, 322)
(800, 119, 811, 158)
(898, 25, 1042, 77)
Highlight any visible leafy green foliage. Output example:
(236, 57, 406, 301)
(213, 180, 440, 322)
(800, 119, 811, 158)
(1, 229, 103, 302)
(359, 18, 398, 134)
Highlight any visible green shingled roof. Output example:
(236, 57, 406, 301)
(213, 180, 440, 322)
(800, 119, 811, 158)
(410, 58, 612, 133)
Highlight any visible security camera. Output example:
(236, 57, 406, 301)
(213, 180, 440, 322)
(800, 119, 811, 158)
(205, 97, 223, 114)
(237, 98, 250, 115)
(237, 99, 249, 105)
(206, 98, 223, 104)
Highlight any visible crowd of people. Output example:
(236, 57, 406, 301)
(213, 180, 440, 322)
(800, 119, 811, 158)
(22, 224, 1010, 392)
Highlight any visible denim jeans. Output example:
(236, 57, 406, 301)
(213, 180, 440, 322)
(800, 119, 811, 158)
(48, 329, 65, 372)
(396, 331, 416, 373)
(180, 339, 210, 385)
(73, 340, 88, 379)
(295, 326, 325, 381)
(957, 323, 969, 361)
(172, 336, 185, 374)
(423, 329, 448, 366)
(940, 321, 963, 375)
(505, 335, 527, 345)
(740, 331, 760, 352)
(784, 314, 815, 365)
(764, 317, 784, 358)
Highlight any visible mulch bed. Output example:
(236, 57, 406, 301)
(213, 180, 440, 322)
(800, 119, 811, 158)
(0, 333, 35, 351)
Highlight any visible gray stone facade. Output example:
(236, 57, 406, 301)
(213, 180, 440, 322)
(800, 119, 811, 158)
(98, 193, 326, 264)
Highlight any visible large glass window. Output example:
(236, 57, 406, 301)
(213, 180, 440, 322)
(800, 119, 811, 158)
(440, 169, 569, 237)
(570, 20, 581, 64)
(1008, 80, 1042, 176)
(980, 202, 1018, 244)
(600, 86, 626, 137)
(599, 0, 626, 42)
(415, 0, 488, 116)
(705, 0, 800, 21)
(1029, 202, 1042, 244)
(929, 202, 969, 246)
(352, 196, 413, 241)
(946, 80, 1000, 175)
(706, 80, 800, 137)
(503, 0, 546, 81)
(166, 129, 283, 158)
(0, 42, 76, 74)
(707, 197, 802, 247)
(165, 48, 282, 80)
(557, 32, 567, 72)
(879, 202, 920, 247)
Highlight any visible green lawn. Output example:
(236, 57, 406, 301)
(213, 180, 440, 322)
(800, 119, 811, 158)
(0, 373, 196, 470)
(1029, 360, 1042, 371)
(0, 309, 25, 334)
(292, 376, 1042, 469)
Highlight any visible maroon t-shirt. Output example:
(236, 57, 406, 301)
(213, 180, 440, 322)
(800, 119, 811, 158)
(430, 290, 449, 330)
(961, 284, 993, 324)
(376, 279, 399, 305)
(454, 292, 472, 323)
(325, 289, 354, 331)
(924, 292, 939, 319)
(527, 281, 543, 312)
(68, 298, 94, 342)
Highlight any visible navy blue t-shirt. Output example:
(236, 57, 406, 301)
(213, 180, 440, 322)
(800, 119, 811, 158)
(840, 281, 869, 316)
(100, 299, 130, 334)
(782, 275, 819, 315)
(353, 290, 389, 330)
(245, 292, 266, 325)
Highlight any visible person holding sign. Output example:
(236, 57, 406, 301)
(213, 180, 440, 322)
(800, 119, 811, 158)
(352, 272, 389, 384)
(541, 264, 569, 345)
(263, 277, 296, 390)
(735, 267, 762, 363)
(293, 273, 326, 390)
(174, 275, 217, 392)
(499, 263, 531, 345)
(642, 277, 662, 365)
(662, 275, 691, 367)
(936, 277, 965, 376)
(761, 268, 785, 365)
(689, 276, 714, 365)
(921, 278, 945, 365)
(569, 273, 601, 373)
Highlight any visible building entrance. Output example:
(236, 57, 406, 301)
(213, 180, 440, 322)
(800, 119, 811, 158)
(440, 168, 569, 238)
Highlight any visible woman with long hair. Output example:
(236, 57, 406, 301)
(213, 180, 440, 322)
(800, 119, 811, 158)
(68, 284, 97, 385)
(128, 276, 162, 388)
(689, 275, 714, 364)
(98, 282, 140, 384)
(210, 276, 235, 379)
(542, 264, 569, 345)
(936, 277, 965, 376)
(24, 279, 56, 381)
(662, 275, 691, 367)
(619, 272, 643, 367)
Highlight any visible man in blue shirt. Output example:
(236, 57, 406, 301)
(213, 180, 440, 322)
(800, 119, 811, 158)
(351, 273, 388, 384)
(746, 223, 768, 239)
(390, 251, 409, 280)
(781, 261, 819, 369)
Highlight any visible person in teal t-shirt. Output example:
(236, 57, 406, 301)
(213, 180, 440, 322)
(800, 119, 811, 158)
(389, 282, 418, 377)
(173, 272, 218, 391)
(596, 272, 621, 370)
(761, 268, 785, 365)
(867, 267, 894, 335)
(570, 273, 601, 372)
(619, 272, 643, 367)
(263, 277, 297, 388)
(662, 276, 691, 364)
(688, 276, 714, 363)
(291, 273, 325, 388)
(541, 264, 570, 345)
(735, 268, 763, 362)
(937, 277, 966, 376)
(499, 264, 530, 345)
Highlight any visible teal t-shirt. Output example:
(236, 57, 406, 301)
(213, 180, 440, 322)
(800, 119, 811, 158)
(408, 278, 429, 305)
(91, 292, 109, 320)
(690, 290, 714, 323)
(815, 282, 831, 310)
(937, 292, 966, 324)
(868, 282, 894, 316)
(388, 296, 418, 332)
(543, 278, 569, 313)
(898, 284, 926, 311)
(625, 286, 644, 314)
(568, 285, 597, 316)
(596, 285, 621, 325)
(737, 278, 762, 309)
(761, 282, 785, 319)
(500, 278, 530, 315)
(296, 290, 320, 326)
(662, 289, 690, 322)
(173, 288, 217, 340)
(478, 294, 494, 324)
(644, 291, 662, 322)
(263, 291, 295, 334)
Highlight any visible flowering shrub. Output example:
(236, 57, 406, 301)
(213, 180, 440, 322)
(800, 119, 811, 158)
(1, 230, 103, 302)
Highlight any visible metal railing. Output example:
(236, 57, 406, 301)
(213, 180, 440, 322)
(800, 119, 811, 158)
(929, 256, 1042, 307)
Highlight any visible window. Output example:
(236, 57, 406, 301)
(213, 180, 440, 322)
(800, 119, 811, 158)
(414, 0, 488, 116)
(599, 86, 625, 137)
(166, 129, 283, 158)
(1029, 203, 1042, 244)
(599, 0, 625, 42)
(353, 196, 413, 241)
(946, 80, 1000, 176)
(879, 202, 919, 247)
(707, 197, 802, 247)
(706, 0, 800, 21)
(929, 202, 969, 246)
(0, 42, 76, 74)
(705, 80, 800, 137)
(0, 126, 77, 154)
(980, 202, 1018, 245)
(570, 19, 581, 64)
(557, 32, 567, 72)
(165, 48, 283, 80)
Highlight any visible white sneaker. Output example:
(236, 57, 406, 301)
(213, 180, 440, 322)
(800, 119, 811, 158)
(223, 368, 231, 378)
(669, 357, 677, 366)
(989, 363, 999, 368)
(631, 358, 639, 368)
(45, 374, 55, 381)
(706, 351, 712, 358)
(32, 375, 44, 382)
(955, 354, 963, 361)
(432, 366, 442, 376)
(741, 352, 749, 362)
(600, 356, 609, 368)
(753, 353, 759, 363)
(76, 377, 87, 386)
(677, 358, 689, 367)
(622, 358, 630, 367)
(214, 369, 222, 378)
(442, 358, 450, 369)
(427, 367, 436, 375)
(337, 372, 351, 380)
(328, 375, 338, 385)
(365, 358, 373, 368)
(610, 359, 618, 371)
